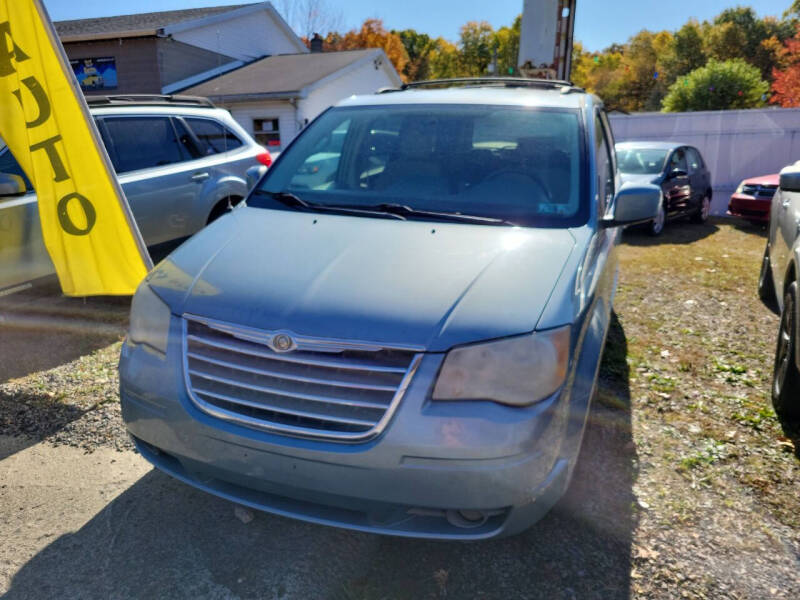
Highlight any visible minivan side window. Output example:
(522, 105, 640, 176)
(594, 113, 614, 215)
(102, 117, 184, 173)
(185, 118, 243, 155)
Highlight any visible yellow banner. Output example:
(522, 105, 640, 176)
(0, 0, 151, 296)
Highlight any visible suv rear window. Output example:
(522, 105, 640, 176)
(102, 117, 184, 173)
(185, 118, 243, 155)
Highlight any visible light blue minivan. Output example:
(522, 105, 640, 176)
(120, 79, 660, 539)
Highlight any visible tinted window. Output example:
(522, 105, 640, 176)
(669, 149, 688, 173)
(685, 147, 703, 172)
(0, 147, 32, 192)
(102, 117, 184, 173)
(254, 104, 587, 228)
(185, 118, 243, 155)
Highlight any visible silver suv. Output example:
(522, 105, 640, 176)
(760, 161, 800, 419)
(0, 95, 269, 294)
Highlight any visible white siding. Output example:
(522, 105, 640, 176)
(173, 10, 302, 62)
(297, 57, 399, 128)
(610, 108, 800, 215)
(226, 101, 298, 154)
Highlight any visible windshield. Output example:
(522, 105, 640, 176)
(616, 147, 667, 175)
(250, 104, 587, 228)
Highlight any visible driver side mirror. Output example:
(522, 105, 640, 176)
(600, 182, 661, 228)
(0, 173, 26, 197)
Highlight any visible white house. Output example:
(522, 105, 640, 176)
(181, 49, 403, 152)
(55, 2, 402, 151)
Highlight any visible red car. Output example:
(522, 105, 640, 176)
(728, 173, 779, 223)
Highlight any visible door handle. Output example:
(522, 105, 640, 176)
(191, 172, 210, 182)
(782, 197, 791, 209)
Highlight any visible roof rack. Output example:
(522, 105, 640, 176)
(85, 94, 216, 108)
(379, 77, 582, 94)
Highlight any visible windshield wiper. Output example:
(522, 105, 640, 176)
(331, 203, 518, 226)
(250, 190, 405, 220)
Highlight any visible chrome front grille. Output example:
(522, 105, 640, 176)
(182, 315, 422, 441)
(741, 184, 777, 200)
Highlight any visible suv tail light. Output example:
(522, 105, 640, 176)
(256, 151, 272, 167)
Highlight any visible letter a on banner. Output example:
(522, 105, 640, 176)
(0, 0, 151, 296)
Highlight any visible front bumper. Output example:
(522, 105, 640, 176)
(728, 194, 770, 222)
(120, 314, 602, 539)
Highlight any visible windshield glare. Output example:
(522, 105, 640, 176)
(252, 104, 586, 227)
(617, 148, 668, 175)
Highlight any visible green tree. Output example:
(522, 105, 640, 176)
(458, 21, 495, 76)
(662, 20, 706, 79)
(428, 38, 461, 79)
(493, 15, 521, 76)
(705, 21, 748, 61)
(394, 29, 434, 81)
(662, 59, 768, 111)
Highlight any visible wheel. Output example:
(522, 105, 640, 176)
(692, 194, 711, 223)
(758, 245, 780, 315)
(772, 281, 800, 419)
(207, 196, 241, 224)
(648, 198, 665, 236)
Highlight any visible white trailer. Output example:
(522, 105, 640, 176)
(518, 0, 577, 81)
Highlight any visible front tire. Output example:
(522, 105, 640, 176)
(772, 281, 800, 419)
(692, 194, 711, 223)
(649, 199, 665, 236)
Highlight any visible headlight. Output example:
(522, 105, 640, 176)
(432, 326, 571, 407)
(735, 181, 746, 194)
(128, 283, 171, 354)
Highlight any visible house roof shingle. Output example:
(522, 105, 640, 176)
(182, 49, 382, 99)
(54, 4, 251, 39)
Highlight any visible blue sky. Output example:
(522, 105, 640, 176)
(43, 0, 796, 51)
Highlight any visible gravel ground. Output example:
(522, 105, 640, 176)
(0, 218, 798, 599)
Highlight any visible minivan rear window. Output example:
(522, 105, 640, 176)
(253, 104, 587, 228)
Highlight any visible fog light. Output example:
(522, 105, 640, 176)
(446, 509, 489, 529)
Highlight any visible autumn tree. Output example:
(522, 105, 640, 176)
(323, 19, 410, 81)
(663, 59, 768, 111)
(771, 27, 800, 107)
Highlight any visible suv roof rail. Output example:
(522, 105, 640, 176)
(85, 94, 216, 108)
(379, 77, 582, 94)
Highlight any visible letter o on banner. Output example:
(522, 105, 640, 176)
(57, 192, 96, 235)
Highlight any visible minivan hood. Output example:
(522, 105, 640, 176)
(149, 207, 576, 351)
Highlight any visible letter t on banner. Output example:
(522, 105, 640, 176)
(0, 0, 152, 296)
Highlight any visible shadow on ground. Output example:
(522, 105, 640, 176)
(4, 317, 637, 600)
(0, 280, 129, 382)
(0, 282, 130, 458)
(623, 219, 719, 246)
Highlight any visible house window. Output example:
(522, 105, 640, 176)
(253, 118, 281, 150)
